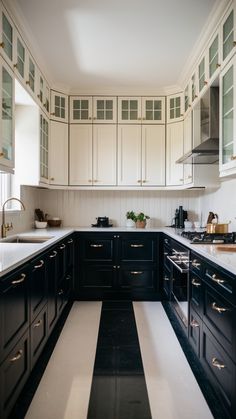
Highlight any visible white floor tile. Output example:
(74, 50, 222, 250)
(26, 301, 102, 419)
(133, 302, 214, 419)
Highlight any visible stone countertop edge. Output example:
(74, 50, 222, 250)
(0, 226, 236, 277)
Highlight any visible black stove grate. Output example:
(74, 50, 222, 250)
(181, 231, 236, 244)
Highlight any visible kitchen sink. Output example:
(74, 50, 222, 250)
(1, 236, 54, 243)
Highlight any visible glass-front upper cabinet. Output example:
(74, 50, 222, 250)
(219, 56, 236, 177)
(208, 32, 220, 81)
(198, 55, 208, 93)
(13, 32, 26, 83)
(93, 97, 117, 123)
(184, 84, 190, 113)
(166, 93, 183, 123)
(0, 58, 14, 172)
(69, 96, 92, 123)
(36, 73, 50, 116)
(0, 6, 14, 68)
(141, 97, 165, 124)
(221, 7, 236, 66)
(118, 97, 142, 123)
(25, 52, 36, 96)
(51, 90, 68, 122)
(40, 113, 49, 183)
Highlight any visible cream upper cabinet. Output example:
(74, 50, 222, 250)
(166, 121, 184, 186)
(0, 58, 14, 172)
(167, 94, 183, 123)
(70, 96, 92, 123)
(141, 97, 165, 124)
(36, 73, 50, 115)
(70, 125, 92, 185)
(221, 6, 236, 67)
(51, 90, 68, 122)
(198, 52, 209, 96)
(219, 56, 236, 177)
(0, 6, 14, 68)
(93, 124, 117, 185)
(25, 51, 36, 97)
(118, 97, 142, 124)
(118, 125, 142, 185)
(13, 31, 26, 84)
(93, 97, 117, 123)
(190, 72, 198, 105)
(208, 30, 221, 82)
(183, 111, 193, 185)
(141, 125, 165, 186)
(49, 121, 68, 185)
(39, 113, 49, 184)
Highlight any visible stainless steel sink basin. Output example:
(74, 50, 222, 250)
(2, 236, 54, 243)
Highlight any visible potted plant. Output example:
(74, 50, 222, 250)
(126, 211, 136, 228)
(134, 212, 150, 228)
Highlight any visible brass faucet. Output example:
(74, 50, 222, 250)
(1, 197, 26, 238)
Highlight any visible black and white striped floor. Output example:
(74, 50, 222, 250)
(16, 301, 219, 419)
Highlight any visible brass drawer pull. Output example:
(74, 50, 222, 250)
(130, 244, 144, 248)
(58, 289, 63, 295)
(0, 41, 5, 48)
(50, 250, 57, 258)
(90, 244, 103, 248)
(12, 273, 26, 285)
(212, 357, 225, 370)
(231, 155, 236, 160)
(60, 244, 66, 249)
(192, 260, 201, 268)
(10, 349, 23, 362)
(191, 278, 201, 287)
(131, 271, 143, 275)
(164, 276, 170, 281)
(211, 274, 225, 285)
(33, 319, 42, 328)
(211, 302, 228, 314)
(34, 260, 44, 269)
(67, 239, 73, 244)
(190, 320, 199, 328)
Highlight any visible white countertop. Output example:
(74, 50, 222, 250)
(1, 226, 236, 277)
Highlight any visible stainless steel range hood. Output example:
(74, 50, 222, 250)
(176, 87, 219, 165)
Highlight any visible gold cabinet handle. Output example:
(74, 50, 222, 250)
(93, 117, 97, 120)
(179, 178, 184, 181)
(88, 179, 92, 183)
(58, 289, 63, 295)
(190, 319, 199, 328)
(130, 244, 144, 248)
(50, 250, 57, 258)
(131, 271, 143, 275)
(67, 239, 73, 244)
(90, 244, 103, 248)
(192, 260, 201, 268)
(0, 151, 5, 157)
(211, 273, 225, 284)
(33, 319, 42, 328)
(164, 276, 170, 281)
(13, 63, 18, 68)
(191, 278, 201, 287)
(34, 260, 44, 269)
(26, 80, 30, 85)
(233, 41, 236, 46)
(60, 244, 66, 249)
(10, 349, 23, 362)
(211, 302, 228, 314)
(216, 63, 221, 68)
(93, 179, 98, 183)
(50, 177, 54, 181)
(231, 155, 236, 160)
(212, 357, 225, 370)
(88, 117, 92, 120)
(204, 80, 208, 85)
(142, 180, 147, 183)
(12, 273, 26, 285)
(51, 112, 55, 116)
(0, 41, 5, 48)
(137, 180, 142, 183)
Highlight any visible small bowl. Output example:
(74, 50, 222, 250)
(184, 220, 192, 229)
(47, 219, 61, 227)
(35, 221, 47, 229)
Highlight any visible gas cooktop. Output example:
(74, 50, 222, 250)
(181, 231, 236, 244)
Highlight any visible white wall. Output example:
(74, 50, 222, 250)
(200, 178, 236, 231)
(37, 189, 202, 227)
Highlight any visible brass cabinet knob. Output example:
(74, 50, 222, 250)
(89, 117, 92, 120)
(179, 178, 184, 182)
(88, 179, 92, 183)
(137, 180, 142, 183)
(233, 41, 236, 46)
(231, 155, 236, 160)
(26, 80, 30, 85)
(13, 63, 18, 68)
(0, 41, 5, 48)
(138, 117, 141, 120)
(51, 112, 55, 116)
(0, 151, 4, 157)
(204, 80, 208, 85)
(216, 63, 221, 68)
(142, 180, 147, 183)
(50, 177, 54, 181)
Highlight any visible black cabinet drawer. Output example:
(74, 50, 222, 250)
(189, 306, 202, 357)
(118, 268, 156, 290)
(190, 252, 203, 275)
(204, 265, 235, 305)
(120, 236, 156, 262)
(163, 268, 171, 299)
(79, 265, 114, 289)
(83, 238, 114, 262)
(31, 305, 47, 369)
(0, 330, 30, 419)
(201, 324, 236, 418)
(189, 272, 203, 316)
(203, 284, 236, 362)
(30, 256, 47, 321)
(0, 265, 30, 364)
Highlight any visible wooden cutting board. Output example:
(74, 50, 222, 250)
(216, 245, 236, 252)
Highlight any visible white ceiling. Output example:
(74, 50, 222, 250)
(10, 0, 221, 93)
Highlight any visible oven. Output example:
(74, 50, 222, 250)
(167, 242, 190, 329)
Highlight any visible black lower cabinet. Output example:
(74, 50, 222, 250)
(189, 306, 202, 357)
(30, 305, 48, 369)
(0, 330, 30, 419)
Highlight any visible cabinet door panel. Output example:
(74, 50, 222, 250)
(93, 124, 117, 185)
(80, 266, 114, 288)
(166, 121, 184, 185)
(83, 238, 114, 262)
(118, 125, 141, 185)
(49, 121, 68, 185)
(30, 257, 47, 321)
(69, 124, 92, 185)
(141, 97, 165, 124)
(120, 237, 155, 262)
(93, 97, 117, 123)
(142, 125, 165, 185)
(30, 306, 47, 368)
(119, 268, 155, 290)
(189, 307, 201, 357)
(189, 272, 203, 315)
(70, 96, 92, 123)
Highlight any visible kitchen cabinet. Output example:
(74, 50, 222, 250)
(70, 96, 92, 123)
(219, 55, 236, 177)
(184, 84, 190, 113)
(13, 31, 26, 84)
(25, 52, 36, 97)
(166, 121, 184, 186)
(221, 6, 236, 67)
(183, 111, 193, 185)
(30, 305, 47, 368)
(36, 72, 50, 116)
(30, 254, 47, 321)
(208, 30, 221, 82)
(0, 57, 14, 173)
(76, 232, 159, 300)
(70, 124, 116, 186)
(93, 97, 117, 123)
(40, 113, 49, 184)
(0, 5, 14, 68)
(49, 121, 68, 185)
(118, 97, 165, 124)
(50, 90, 68, 123)
(46, 247, 58, 334)
(118, 124, 165, 186)
(190, 72, 198, 104)
(198, 53, 208, 94)
(141, 97, 165, 124)
(166, 93, 183, 123)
